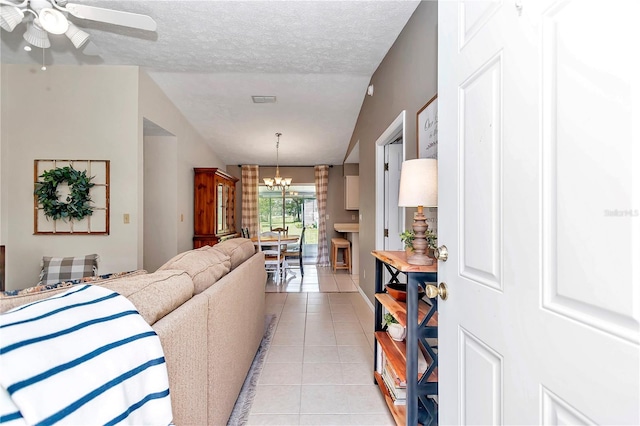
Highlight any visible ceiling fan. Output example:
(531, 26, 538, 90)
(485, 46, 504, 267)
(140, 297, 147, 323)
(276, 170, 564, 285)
(0, 0, 156, 55)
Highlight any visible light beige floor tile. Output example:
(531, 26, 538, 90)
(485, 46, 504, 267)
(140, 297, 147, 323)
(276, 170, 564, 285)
(305, 312, 333, 323)
(305, 321, 334, 333)
(306, 304, 331, 313)
(319, 282, 340, 292)
(331, 311, 359, 323)
(304, 332, 336, 346)
(349, 413, 395, 425)
(302, 363, 343, 385)
(333, 322, 365, 334)
(259, 362, 303, 385)
(328, 294, 353, 304)
(247, 414, 300, 425)
(300, 414, 352, 425)
(300, 385, 351, 414)
(267, 345, 304, 363)
(338, 345, 373, 364)
(279, 312, 307, 323)
(276, 321, 306, 334)
(335, 332, 370, 347)
(272, 331, 305, 346)
(346, 385, 388, 414)
(340, 363, 373, 385)
(282, 303, 308, 313)
(329, 303, 355, 314)
(303, 346, 340, 363)
(337, 281, 359, 292)
(307, 294, 329, 304)
(250, 385, 301, 414)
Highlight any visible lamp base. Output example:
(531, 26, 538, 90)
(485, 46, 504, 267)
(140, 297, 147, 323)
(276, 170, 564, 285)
(406, 252, 434, 266)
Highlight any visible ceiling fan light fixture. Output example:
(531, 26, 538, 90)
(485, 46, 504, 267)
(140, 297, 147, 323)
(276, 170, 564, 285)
(65, 21, 89, 48)
(23, 19, 50, 48)
(38, 7, 68, 34)
(0, 5, 24, 32)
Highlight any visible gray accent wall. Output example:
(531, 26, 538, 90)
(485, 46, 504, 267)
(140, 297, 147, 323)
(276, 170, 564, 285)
(346, 1, 438, 303)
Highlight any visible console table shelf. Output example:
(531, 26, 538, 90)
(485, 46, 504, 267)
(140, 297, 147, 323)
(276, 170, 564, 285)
(372, 250, 438, 426)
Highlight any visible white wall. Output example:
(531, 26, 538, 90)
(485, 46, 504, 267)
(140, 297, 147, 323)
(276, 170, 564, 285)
(144, 135, 178, 271)
(138, 71, 226, 255)
(1, 65, 140, 288)
(0, 65, 225, 289)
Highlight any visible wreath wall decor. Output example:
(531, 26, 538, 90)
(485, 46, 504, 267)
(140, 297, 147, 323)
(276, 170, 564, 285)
(34, 160, 110, 235)
(35, 166, 95, 221)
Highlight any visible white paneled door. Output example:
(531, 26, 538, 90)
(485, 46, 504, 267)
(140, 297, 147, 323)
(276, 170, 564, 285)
(438, 0, 639, 424)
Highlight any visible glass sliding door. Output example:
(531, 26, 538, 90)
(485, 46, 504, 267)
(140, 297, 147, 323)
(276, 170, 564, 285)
(259, 184, 317, 263)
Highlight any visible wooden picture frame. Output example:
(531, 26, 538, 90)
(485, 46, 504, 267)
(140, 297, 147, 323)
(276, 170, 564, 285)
(417, 94, 438, 159)
(34, 159, 110, 235)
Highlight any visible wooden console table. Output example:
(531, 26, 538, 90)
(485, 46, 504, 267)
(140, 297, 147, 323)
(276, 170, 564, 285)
(372, 250, 438, 425)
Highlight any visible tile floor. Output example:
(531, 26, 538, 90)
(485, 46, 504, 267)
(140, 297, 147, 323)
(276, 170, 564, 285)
(265, 264, 360, 293)
(247, 290, 395, 425)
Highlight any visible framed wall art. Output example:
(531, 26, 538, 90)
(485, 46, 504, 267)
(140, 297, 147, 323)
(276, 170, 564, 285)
(417, 94, 438, 159)
(34, 159, 110, 235)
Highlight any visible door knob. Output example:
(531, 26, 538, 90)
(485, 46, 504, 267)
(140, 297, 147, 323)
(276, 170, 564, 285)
(434, 245, 449, 261)
(425, 283, 448, 301)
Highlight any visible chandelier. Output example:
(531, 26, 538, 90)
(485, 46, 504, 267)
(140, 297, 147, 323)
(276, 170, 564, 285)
(263, 132, 292, 191)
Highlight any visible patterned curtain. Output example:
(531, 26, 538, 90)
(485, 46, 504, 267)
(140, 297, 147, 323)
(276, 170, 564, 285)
(315, 165, 330, 266)
(241, 165, 259, 237)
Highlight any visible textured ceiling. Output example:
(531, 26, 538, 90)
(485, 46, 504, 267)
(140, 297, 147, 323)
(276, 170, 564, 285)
(1, 0, 420, 165)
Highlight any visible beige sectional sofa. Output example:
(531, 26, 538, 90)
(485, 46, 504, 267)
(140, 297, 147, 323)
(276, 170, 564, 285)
(0, 238, 267, 425)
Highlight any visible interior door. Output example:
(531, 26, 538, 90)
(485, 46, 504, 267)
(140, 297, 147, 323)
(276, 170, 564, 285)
(438, 0, 639, 424)
(384, 141, 404, 251)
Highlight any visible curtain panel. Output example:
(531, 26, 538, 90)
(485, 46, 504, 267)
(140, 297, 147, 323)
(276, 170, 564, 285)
(315, 165, 330, 266)
(241, 165, 259, 237)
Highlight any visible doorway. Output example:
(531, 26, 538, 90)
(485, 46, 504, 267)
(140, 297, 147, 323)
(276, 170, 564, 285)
(143, 118, 177, 271)
(375, 111, 406, 251)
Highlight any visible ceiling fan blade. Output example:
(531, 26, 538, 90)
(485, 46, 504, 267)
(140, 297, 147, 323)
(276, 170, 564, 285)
(81, 39, 101, 56)
(62, 3, 156, 31)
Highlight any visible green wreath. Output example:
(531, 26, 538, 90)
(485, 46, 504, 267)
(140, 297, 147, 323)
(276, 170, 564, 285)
(34, 166, 95, 221)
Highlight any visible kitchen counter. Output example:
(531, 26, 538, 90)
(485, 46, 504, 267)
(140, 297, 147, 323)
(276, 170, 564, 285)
(334, 223, 359, 276)
(334, 223, 359, 233)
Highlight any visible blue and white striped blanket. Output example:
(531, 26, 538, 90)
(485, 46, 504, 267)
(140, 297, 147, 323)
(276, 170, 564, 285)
(0, 285, 172, 425)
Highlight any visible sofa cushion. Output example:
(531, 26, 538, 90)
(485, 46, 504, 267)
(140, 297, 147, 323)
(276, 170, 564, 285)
(158, 248, 231, 294)
(209, 238, 256, 270)
(0, 270, 147, 314)
(39, 254, 99, 285)
(101, 270, 193, 325)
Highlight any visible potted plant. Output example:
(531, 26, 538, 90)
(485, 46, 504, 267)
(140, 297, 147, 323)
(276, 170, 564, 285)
(400, 229, 438, 257)
(383, 313, 406, 341)
(399, 230, 415, 256)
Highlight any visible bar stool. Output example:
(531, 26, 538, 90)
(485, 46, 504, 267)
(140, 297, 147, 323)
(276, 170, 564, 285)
(331, 237, 351, 273)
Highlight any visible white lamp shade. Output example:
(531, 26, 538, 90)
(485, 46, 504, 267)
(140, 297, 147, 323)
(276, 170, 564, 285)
(23, 19, 50, 48)
(0, 6, 24, 32)
(38, 8, 68, 34)
(65, 22, 89, 48)
(398, 158, 438, 207)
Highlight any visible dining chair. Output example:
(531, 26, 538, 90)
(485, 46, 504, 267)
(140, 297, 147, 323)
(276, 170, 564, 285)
(270, 226, 288, 236)
(284, 226, 305, 276)
(257, 232, 287, 282)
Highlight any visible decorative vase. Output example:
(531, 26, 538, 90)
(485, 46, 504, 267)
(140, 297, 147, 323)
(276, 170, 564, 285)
(387, 323, 406, 341)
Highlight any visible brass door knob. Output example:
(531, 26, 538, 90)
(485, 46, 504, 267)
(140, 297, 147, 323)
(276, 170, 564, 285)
(425, 283, 448, 301)
(434, 245, 449, 261)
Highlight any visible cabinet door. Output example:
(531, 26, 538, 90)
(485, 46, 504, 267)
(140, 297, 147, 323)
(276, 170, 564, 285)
(345, 176, 359, 210)
(194, 170, 216, 235)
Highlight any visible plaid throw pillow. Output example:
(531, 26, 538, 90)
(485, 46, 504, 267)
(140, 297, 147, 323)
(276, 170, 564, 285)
(40, 254, 99, 285)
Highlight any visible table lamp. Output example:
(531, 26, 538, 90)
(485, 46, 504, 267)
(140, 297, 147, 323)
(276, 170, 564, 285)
(398, 158, 438, 265)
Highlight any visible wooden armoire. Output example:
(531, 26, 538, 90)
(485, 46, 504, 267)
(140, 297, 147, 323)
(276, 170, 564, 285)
(193, 168, 239, 248)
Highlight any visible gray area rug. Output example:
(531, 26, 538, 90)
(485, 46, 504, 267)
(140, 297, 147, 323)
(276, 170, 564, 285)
(227, 314, 277, 426)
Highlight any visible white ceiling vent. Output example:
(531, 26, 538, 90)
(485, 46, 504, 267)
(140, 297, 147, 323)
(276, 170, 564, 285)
(252, 96, 277, 104)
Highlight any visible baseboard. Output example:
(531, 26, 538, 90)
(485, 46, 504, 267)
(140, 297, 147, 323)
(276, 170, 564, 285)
(357, 285, 375, 312)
